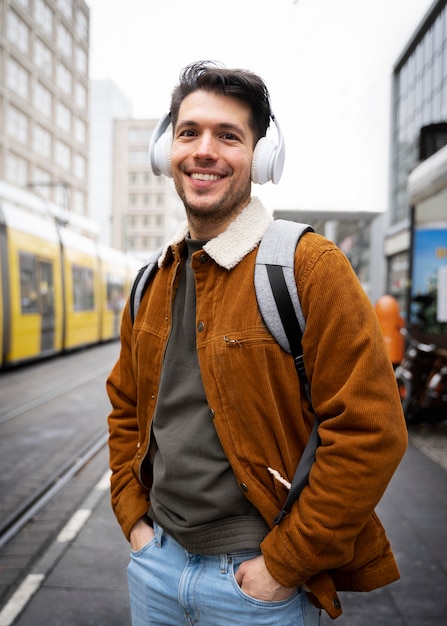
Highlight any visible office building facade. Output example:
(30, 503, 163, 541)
(112, 118, 183, 257)
(0, 0, 90, 213)
(387, 0, 447, 329)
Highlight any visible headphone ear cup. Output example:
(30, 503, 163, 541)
(153, 128, 173, 178)
(251, 137, 277, 185)
(149, 113, 173, 177)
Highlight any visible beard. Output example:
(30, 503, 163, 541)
(173, 175, 252, 232)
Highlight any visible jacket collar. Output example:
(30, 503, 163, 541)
(159, 196, 273, 270)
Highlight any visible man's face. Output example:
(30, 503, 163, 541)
(170, 90, 255, 236)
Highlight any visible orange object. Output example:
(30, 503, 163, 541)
(375, 295, 405, 366)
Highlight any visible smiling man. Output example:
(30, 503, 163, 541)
(107, 61, 407, 626)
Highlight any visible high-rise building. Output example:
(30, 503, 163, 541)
(111, 118, 183, 257)
(0, 0, 90, 214)
(387, 0, 447, 327)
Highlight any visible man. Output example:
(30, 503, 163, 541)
(107, 61, 407, 625)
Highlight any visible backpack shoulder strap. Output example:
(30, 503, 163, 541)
(255, 219, 319, 525)
(129, 247, 163, 324)
(255, 219, 314, 354)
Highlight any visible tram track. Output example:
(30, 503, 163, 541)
(0, 364, 113, 426)
(0, 430, 108, 550)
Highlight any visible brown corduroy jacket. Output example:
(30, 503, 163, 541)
(107, 198, 408, 619)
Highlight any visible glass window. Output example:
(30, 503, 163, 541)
(75, 45, 87, 74)
(74, 154, 86, 179)
(75, 9, 88, 40)
(129, 150, 148, 163)
(129, 128, 150, 143)
(74, 82, 87, 109)
(56, 140, 71, 170)
(56, 62, 72, 95)
(34, 38, 53, 77)
(6, 58, 29, 98)
(34, 82, 52, 117)
(20, 253, 39, 313)
(74, 117, 86, 143)
(5, 153, 28, 186)
(57, 22, 72, 58)
(72, 265, 94, 311)
(106, 275, 125, 311)
(32, 168, 51, 198)
(34, 0, 53, 37)
(6, 106, 28, 143)
(56, 101, 71, 132)
(7, 9, 29, 54)
(58, 0, 73, 21)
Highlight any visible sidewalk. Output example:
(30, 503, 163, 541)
(2, 441, 447, 625)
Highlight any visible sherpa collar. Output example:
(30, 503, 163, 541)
(158, 196, 273, 270)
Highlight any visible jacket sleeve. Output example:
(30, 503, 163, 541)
(107, 302, 150, 540)
(261, 234, 408, 585)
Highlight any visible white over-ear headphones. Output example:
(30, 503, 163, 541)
(149, 112, 285, 185)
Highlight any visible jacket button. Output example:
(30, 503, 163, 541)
(240, 483, 248, 492)
(197, 321, 205, 332)
(199, 253, 209, 264)
(333, 598, 341, 609)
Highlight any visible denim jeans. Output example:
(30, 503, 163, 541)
(127, 522, 321, 626)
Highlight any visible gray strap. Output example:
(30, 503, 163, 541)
(255, 220, 313, 353)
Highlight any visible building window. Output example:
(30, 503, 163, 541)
(56, 61, 72, 95)
(7, 10, 29, 54)
(129, 149, 149, 164)
(34, 0, 53, 37)
(6, 58, 29, 99)
(33, 125, 52, 158)
(129, 128, 150, 143)
(75, 45, 87, 74)
(32, 168, 52, 198)
(34, 38, 53, 78)
(75, 9, 88, 41)
(74, 82, 87, 109)
(129, 172, 138, 185)
(74, 117, 86, 143)
(34, 82, 52, 118)
(6, 106, 28, 143)
(5, 153, 28, 186)
(55, 140, 71, 170)
(58, 0, 73, 21)
(56, 101, 71, 133)
(74, 154, 86, 179)
(56, 22, 73, 59)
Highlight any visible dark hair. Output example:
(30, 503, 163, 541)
(169, 61, 272, 143)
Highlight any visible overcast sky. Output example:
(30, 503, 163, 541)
(87, 0, 434, 212)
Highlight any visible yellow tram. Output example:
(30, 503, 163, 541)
(0, 181, 141, 368)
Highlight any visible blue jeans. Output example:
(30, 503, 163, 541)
(127, 522, 321, 625)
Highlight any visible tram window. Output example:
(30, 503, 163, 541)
(72, 264, 94, 311)
(106, 274, 125, 311)
(19, 252, 39, 313)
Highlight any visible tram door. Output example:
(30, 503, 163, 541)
(38, 260, 55, 352)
